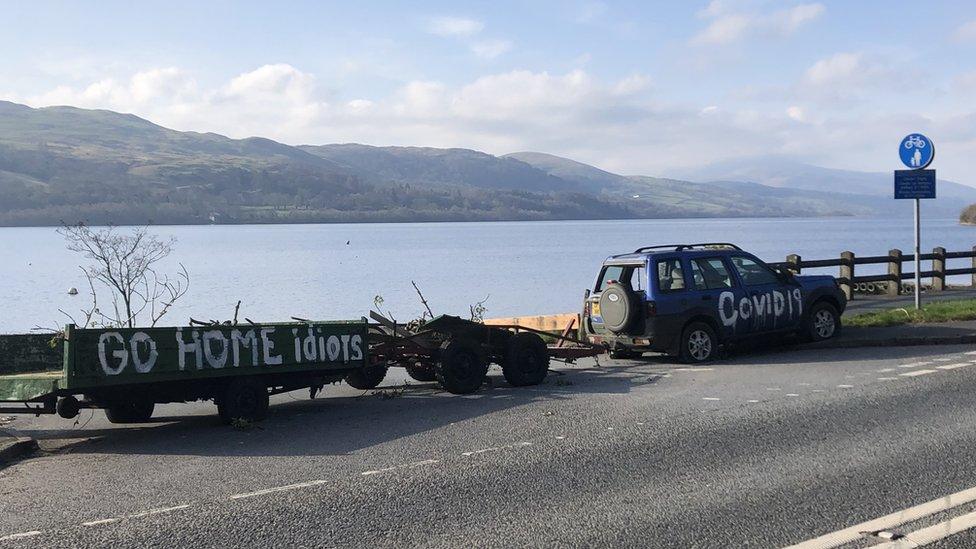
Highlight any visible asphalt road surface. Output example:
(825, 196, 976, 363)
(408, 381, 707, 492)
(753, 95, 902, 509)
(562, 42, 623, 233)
(4, 344, 976, 548)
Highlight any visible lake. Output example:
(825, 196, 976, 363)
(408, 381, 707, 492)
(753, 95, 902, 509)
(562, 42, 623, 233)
(1, 216, 973, 334)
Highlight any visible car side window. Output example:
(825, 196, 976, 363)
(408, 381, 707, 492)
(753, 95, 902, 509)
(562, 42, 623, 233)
(730, 255, 779, 286)
(629, 266, 645, 292)
(596, 265, 624, 291)
(690, 258, 734, 290)
(656, 259, 686, 292)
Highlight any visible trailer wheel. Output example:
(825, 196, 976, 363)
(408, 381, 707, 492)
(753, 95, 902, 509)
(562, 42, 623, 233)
(105, 400, 155, 424)
(501, 332, 549, 386)
(345, 365, 389, 390)
(406, 365, 437, 382)
(436, 339, 489, 395)
(217, 378, 269, 424)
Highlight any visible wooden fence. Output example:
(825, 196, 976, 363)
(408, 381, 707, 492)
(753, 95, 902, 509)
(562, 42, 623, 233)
(770, 247, 976, 300)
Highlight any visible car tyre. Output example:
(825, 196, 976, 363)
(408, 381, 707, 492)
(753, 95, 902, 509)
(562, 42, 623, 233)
(104, 400, 155, 424)
(405, 365, 437, 382)
(501, 332, 549, 387)
(806, 301, 841, 342)
(345, 364, 389, 390)
(217, 378, 269, 424)
(436, 339, 489, 395)
(679, 322, 718, 364)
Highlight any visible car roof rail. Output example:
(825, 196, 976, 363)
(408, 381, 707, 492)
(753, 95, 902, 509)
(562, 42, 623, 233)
(632, 243, 742, 253)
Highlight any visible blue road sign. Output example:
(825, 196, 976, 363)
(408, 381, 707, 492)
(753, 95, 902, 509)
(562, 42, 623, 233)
(899, 133, 934, 169)
(894, 169, 936, 199)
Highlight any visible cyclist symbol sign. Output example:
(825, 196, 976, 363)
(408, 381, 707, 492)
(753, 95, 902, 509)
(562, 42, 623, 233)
(899, 133, 934, 169)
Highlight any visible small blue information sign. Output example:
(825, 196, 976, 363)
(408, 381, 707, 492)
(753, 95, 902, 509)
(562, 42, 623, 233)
(894, 169, 936, 199)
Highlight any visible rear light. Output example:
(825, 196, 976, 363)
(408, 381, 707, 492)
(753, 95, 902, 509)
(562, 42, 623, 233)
(584, 301, 591, 317)
(646, 300, 657, 316)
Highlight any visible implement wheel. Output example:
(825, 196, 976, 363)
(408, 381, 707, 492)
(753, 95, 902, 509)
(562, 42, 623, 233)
(217, 378, 269, 425)
(406, 365, 437, 382)
(345, 365, 389, 390)
(436, 339, 489, 395)
(502, 332, 549, 386)
(105, 400, 155, 424)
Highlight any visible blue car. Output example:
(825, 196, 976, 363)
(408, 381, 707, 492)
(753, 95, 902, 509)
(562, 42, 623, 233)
(581, 243, 846, 363)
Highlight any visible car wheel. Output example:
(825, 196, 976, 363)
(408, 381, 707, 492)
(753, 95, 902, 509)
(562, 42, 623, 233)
(807, 301, 841, 342)
(679, 322, 718, 363)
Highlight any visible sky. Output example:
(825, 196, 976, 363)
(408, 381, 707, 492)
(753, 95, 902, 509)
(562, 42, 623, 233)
(2, 0, 976, 182)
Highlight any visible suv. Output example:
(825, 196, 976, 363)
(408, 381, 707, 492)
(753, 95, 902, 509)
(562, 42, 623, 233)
(581, 243, 846, 363)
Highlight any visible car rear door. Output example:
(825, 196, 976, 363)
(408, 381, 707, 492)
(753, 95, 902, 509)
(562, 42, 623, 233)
(585, 262, 644, 336)
(728, 254, 802, 333)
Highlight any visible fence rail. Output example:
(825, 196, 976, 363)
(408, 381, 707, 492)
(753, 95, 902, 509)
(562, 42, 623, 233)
(768, 246, 976, 300)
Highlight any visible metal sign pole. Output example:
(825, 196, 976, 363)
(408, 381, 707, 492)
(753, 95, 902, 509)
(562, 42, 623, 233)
(914, 197, 921, 310)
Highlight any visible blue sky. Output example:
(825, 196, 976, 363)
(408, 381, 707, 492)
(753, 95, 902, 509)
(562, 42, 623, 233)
(2, 1, 976, 181)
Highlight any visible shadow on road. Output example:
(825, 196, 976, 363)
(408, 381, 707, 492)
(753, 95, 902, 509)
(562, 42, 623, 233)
(11, 363, 665, 459)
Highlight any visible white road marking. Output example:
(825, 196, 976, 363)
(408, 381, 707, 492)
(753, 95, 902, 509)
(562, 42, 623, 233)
(702, 397, 721, 401)
(0, 531, 42, 541)
(965, 351, 976, 356)
(874, 508, 976, 547)
(747, 399, 760, 403)
(636, 422, 645, 425)
(797, 382, 812, 386)
(900, 369, 937, 377)
(229, 480, 329, 499)
(933, 357, 953, 362)
(128, 504, 191, 518)
(555, 436, 566, 440)
(937, 363, 970, 370)
(786, 393, 799, 397)
(877, 368, 896, 373)
(899, 361, 933, 368)
(361, 459, 440, 476)
(878, 377, 899, 381)
(766, 387, 782, 391)
(784, 485, 976, 549)
(81, 518, 119, 527)
(837, 384, 854, 388)
(675, 367, 714, 372)
(812, 389, 827, 393)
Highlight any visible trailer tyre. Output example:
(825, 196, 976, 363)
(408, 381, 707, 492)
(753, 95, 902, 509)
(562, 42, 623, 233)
(502, 332, 549, 386)
(217, 378, 269, 425)
(105, 400, 155, 424)
(406, 365, 437, 382)
(436, 339, 489, 395)
(345, 365, 389, 390)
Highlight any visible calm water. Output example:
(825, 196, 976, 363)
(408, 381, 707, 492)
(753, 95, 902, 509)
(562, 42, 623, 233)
(1, 216, 973, 334)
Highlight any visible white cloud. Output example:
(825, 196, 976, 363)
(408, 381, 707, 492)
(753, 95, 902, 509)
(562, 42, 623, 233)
(427, 16, 483, 37)
(955, 20, 976, 42)
(471, 40, 512, 59)
(693, 2, 824, 45)
(8, 63, 976, 181)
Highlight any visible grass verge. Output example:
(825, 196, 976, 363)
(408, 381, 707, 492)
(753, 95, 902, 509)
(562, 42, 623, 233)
(846, 299, 976, 328)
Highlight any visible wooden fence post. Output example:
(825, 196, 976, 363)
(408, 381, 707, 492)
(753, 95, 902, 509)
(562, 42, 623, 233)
(932, 246, 946, 292)
(972, 245, 976, 288)
(839, 251, 855, 301)
(887, 249, 902, 296)
(786, 254, 801, 274)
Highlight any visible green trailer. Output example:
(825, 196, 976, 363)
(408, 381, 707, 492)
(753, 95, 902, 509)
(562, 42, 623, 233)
(0, 320, 369, 424)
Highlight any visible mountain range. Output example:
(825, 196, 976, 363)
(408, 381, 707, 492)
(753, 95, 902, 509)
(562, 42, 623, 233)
(0, 100, 972, 226)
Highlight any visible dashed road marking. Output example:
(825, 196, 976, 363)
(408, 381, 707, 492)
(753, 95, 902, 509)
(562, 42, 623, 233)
(0, 531, 42, 542)
(877, 368, 896, 373)
(128, 504, 191, 518)
(702, 397, 721, 401)
(933, 357, 953, 362)
(362, 459, 440, 476)
(746, 399, 760, 403)
(899, 361, 933, 368)
(837, 384, 854, 388)
(900, 369, 937, 377)
(82, 518, 119, 527)
(878, 377, 898, 381)
(786, 393, 799, 397)
(555, 436, 566, 440)
(766, 387, 782, 391)
(937, 363, 970, 370)
(229, 480, 330, 499)
(812, 389, 827, 393)
(675, 367, 714, 372)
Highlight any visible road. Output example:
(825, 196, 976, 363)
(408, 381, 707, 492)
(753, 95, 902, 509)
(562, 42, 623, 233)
(4, 344, 976, 547)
